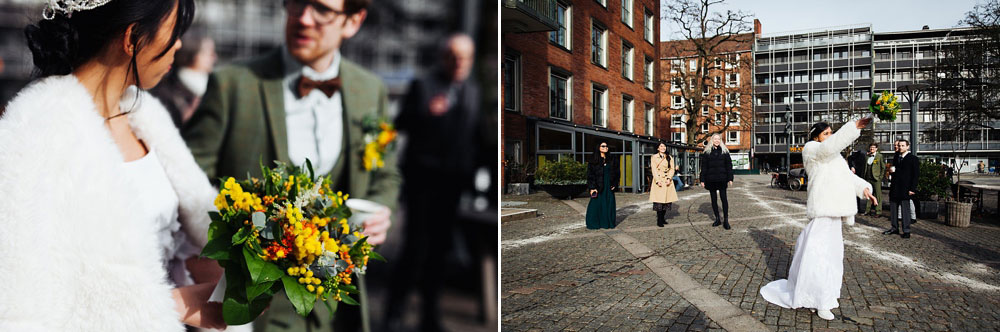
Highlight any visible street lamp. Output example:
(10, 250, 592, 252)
(898, 83, 929, 156)
(785, 105, 792, 172)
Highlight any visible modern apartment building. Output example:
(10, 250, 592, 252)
(752, 24, 1000, 172)
(659, 32, 756, 170)
(502, 0, 680, 192)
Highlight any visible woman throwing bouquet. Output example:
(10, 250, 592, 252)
(759, 117, 877, 321)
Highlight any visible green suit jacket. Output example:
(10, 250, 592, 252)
(182, 48, 400, 211)
(864, 152, 886, 182)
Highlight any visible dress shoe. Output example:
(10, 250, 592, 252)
(817, 309, 835, 320)
(901, 232, 911, 239)
(723, 217, 731, 230)
(883, 229, 899, 235)
(910, 218, 917, 224)
(712, 219, 722, 227)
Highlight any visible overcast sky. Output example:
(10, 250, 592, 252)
(660, 0, 986, 41)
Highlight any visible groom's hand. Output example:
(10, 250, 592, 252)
(362, 207, 392, 245)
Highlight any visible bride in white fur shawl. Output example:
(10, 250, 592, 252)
(759, 118, 878, 321)
(0, 0, 226, 330)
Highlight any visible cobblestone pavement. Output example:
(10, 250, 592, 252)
(501, 175, 1000, 331)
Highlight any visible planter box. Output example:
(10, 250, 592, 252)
(506, 183, 530, 195)
(945, 201, 973, 227)
(917, 201, 939, 220)
(539, 184, 588, 200)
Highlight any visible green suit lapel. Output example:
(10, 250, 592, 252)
(339, 61, 372, 196)
(252, 50, 291, 164)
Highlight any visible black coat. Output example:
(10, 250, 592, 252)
(890, 153, 919, 201)
(847, 150, 866, 174)
(700, 147, 734, 184)
(587, 156, 620, 193)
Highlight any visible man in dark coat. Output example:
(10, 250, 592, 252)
(384, 34, 481, 331)
(884, 139, 918, 238)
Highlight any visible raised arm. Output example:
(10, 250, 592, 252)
(809, 120, 862, 161)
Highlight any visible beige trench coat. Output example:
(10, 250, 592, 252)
(649, 153, 679, 203)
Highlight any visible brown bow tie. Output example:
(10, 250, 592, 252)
(297, 76, 342, 98)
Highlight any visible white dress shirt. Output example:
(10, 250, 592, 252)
(281, 48, 343, 176)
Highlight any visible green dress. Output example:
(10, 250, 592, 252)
(586, 163, 617, 229)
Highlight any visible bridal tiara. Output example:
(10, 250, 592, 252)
(43, 0, 113, 20)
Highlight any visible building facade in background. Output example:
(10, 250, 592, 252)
(659, 33, 755, 170)
(502, 0, 686, 193)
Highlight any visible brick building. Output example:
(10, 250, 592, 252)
(502, 0, 690, 193)
(659, 30, 757, 170)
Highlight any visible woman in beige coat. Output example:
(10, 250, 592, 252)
(650, 142, 679, 226)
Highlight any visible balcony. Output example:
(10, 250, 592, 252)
(502, 0, 559, 33)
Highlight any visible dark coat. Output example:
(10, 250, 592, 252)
(890, 153, 919, 201)
(699, 147, 734, 184)
(587, 156, 620, 193)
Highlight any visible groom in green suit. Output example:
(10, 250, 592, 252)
(182, 0, 398, 331)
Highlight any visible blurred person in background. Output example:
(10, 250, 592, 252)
(151, 27, 217, 128)
(182, 0, 399, 331)
(383, 33, 480, 332)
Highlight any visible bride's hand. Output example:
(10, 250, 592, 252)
(856, 116, 872, 129)
(172, 282, 227, 329)
(863, 188, 878, 206)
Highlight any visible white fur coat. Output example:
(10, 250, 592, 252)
(802, 120, 873, 219)
(0, 75, 217, 331)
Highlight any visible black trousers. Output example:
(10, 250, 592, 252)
(708, 188, 729, 218)
(890, 199, 913, 233)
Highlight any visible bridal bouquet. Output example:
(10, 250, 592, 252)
(201, 160, 384, 325)
(361, 115, 397, 171)
(869, 90, 900, 121)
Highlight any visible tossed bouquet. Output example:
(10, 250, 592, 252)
(202, 160, 384, 325)
(361, 115, 397, 171)
(869, 90, 900, 121)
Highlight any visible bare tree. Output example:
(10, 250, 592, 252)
(661, 0, 755, 146)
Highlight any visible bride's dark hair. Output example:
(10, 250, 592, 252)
(809, 122, 831, 141)
(25, 0, 195, 83)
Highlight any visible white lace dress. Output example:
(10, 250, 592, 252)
(124, 147, 200, 287)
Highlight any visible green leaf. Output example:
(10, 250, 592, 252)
(206, 220, 228, 241)
(368, 250, 386, 263)
(243, 246, 284, 284)
(246, 280, 275, 301)
(201, 235, 232, 260)
(208, 211, 223, 223)
(281, 275, 316, 316)
(232, 226, 251, 245)
(337, 283, 358, 294)
(306, 159, 315, 182)
(222, 296, 253, 325)
(340, 292, 360, 306)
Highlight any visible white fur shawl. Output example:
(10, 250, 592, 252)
(802, 120, 873, 219)
(0, 75, 217, 331)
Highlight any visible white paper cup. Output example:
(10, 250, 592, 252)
(345, 198, 386, 228)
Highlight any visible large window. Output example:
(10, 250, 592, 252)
(726, 93, 740, 107)
(644, 56, 654, 90)
(645, 103, 654, 135)
(644, 10, 654, 42)
(549, 68, 571, 120)
(672, 131, 686, 142)
(591, 22, 607, 67)
(549, 1, 571, 49)
(728, 73, 739, 87)
(621, 0, 632, 27)
(503, 53, 520, 113)
(671, 95, 684, 109)
(622, 95, 634, 132)
(727, 131, 740, 145)
(622, 41, 634, 80)
(592, 84, 607, 127)
(671, 114, 684, 128)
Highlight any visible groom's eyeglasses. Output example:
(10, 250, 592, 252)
(284, 0, 347, 25)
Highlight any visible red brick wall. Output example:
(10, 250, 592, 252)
(502, 0, 660, 141)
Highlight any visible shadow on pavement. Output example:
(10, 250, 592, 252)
(748, 228, 793, 281)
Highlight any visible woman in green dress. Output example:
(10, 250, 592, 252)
(586, 141, 620, 229)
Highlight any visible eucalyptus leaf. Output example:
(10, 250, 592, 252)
(251, 212, 266, 228)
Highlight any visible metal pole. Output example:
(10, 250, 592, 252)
(785, 106, 792, 172)
(910, 92, 919, 156)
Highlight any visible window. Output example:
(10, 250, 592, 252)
(713, 76, 720, 88)
(506, 140, 523, 165)
(622, 41, 634, 80)
(621, 0, 632, 28)
(622, 95, 634, 132)
(726, 93, 740, 107)
(670, 59, 682, 73)
(728, 112, 740, 125)
(644, 10, 654, 42)
(644, 56, 654, 90)
(671, 114, 684, 128)
(701, 105, 709, 116)
(672, 131, 686, 142)
(595, 0, 606, 7)
(645, 103, 654, 135)
(671, 95, 684, 109)
(502, 53, 520, 113)
(592, 84, 607, 126)
(671, 77, 682, 91)
(549, 1, 571, 49)
(728, 73, 739, 87)
(689, 59, 697, 72)
(714, 95, 722, 106)
(702, 84, 709, 96)
(689, 78, 696, 90)
(591, 22, 607, 67)
(714, 113, 724, 125)
(715, 57, 722, 68)
(727, 131, 739, 144)
(702, 123, 709, 133)
(549, 68, 571, 120)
